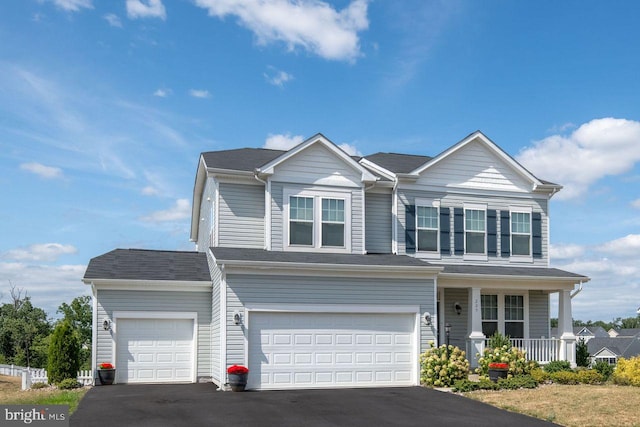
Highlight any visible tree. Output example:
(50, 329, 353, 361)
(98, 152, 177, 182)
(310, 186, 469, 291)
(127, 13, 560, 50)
(47, 321, 80, 384)
(576, 338, 590, 367)
(57, 295, 92, 369)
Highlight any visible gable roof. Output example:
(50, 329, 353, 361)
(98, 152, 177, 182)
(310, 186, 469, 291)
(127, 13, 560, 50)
(361, 152, 432, 175)
(201, 148, 285, 172)
(587, 337, 640, 358)
(615, 328, 640, 337)
(83, 249, 211, 282)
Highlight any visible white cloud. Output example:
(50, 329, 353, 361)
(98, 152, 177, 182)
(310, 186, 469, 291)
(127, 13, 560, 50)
(263, 133, 304, 150)
(142, 186, 160, 196)
(517, 118, 640, 200)
(550, 243, 586, 261)
(2, 243, 77, 262)
(338, 143, 361, 157)
(20, 162, 64, 179)
(104, 13, 123, 27)
(153, 88, 171, 97)
(597, 234, 640, 258)
(264, 67, 293, 87)
(193, 0, 369, 62)
(141, 199, 191, 222)
(126, 0, 167, 20)
(631, 199, 640, 209)
(189, 89, 211, 99)
(48, 0, 93, 12)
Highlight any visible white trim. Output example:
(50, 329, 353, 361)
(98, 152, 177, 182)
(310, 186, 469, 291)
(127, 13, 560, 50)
(214, 180, 220, 247)
(91, 284, 98, 378)
(392, 180, 399, 254)
(415, 198, 441, 258)
(361, 187, 366, 254)
(358, 158, 397, 181)
(463, 203, 488, 261)
(283, 187, 352, 253)
(219, 265, 227, 386)
(480, 291, 529, 340)
(111, 311, 198, 384)
(245, 303, 421, 313)
(509, 205, 533, 262)
(265, 178, 272, 250)
(85, 279, 211, 292)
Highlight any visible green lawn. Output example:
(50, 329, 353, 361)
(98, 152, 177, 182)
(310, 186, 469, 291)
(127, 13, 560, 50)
(0, 375, 88, 414)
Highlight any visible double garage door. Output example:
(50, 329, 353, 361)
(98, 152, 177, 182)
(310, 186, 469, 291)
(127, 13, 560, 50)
(248, 312, 417, 390)
(115, 318, 195, 384)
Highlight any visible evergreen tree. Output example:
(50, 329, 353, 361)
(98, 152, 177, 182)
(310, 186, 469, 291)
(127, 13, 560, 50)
(47, 321, 80, 384)
(576, 338, 590, 367)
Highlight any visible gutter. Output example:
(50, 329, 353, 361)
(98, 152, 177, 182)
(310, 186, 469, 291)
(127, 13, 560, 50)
(570, 281, 584, 299)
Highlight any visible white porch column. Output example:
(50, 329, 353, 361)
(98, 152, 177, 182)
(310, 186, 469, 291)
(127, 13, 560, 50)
(558, 289, 576, 367)
(468, 287, 485, 368)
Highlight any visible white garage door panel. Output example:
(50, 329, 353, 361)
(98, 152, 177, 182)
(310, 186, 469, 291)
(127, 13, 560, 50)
(249, 312, 416, 390)
(116, 318, 194, 384)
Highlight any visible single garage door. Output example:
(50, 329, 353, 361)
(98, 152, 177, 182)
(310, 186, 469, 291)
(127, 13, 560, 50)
(115, 318, 194, 383)
(248, 312, 416, 390)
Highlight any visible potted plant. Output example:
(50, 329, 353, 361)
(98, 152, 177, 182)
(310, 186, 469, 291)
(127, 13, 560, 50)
(488, 362, 509, 382)
(97, 362, 116, 385)
(227, 365, 249, 392)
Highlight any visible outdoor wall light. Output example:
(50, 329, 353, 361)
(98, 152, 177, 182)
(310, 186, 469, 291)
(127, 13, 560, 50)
(423, 312, 432, 326)
(233, 311, 242, 326)
(102, 319, 112, 331)
(454, 302, 462, 316)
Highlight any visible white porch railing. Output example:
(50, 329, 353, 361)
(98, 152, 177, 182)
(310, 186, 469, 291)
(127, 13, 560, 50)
(481, 338, 560, 364)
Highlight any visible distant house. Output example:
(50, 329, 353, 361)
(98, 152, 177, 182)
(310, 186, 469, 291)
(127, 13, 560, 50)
(551, 326, 608, 343)
(588, 329, 640, 365)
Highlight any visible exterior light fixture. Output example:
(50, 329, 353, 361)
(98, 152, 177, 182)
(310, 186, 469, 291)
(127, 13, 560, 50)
(233, 311, 242, 326)
(454, 302, 462, 316)
(103, 319, 112, 331)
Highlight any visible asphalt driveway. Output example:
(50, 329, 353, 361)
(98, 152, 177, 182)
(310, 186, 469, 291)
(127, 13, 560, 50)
(71, 384, 555, 427)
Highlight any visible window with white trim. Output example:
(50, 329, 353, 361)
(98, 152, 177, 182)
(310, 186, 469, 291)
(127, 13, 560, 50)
(511, 211, 531, 256)
(417, 205, 438, 252)
(284, 189, 351, 252)
(465, 209, 486, 254)
(481, 293, 527, 339)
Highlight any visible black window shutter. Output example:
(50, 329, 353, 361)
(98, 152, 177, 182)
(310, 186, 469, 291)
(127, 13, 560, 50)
(405, 204, 416, 254)
(453, 208, 464, 255)
(500, 210, 510, 257)
(532, 212, 542, 258)
(487, 209, 497, 256)
(440, 208, 450, 256)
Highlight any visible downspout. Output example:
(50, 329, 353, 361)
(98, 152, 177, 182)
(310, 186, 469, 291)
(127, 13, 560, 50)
(254, 171, 271, 250)
(391, 178, 399, 254)
(570, 281, 583, 299)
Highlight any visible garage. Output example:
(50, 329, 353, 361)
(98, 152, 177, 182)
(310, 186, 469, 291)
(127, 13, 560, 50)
(115, 317, 196, 384)
(247, 311, 417, 390)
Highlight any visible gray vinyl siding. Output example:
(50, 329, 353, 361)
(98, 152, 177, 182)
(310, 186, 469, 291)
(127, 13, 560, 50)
(210, 261, 222, 383)
(218, 183, 265, 249)
(224, 274, 436, 367)
(269, 182, 365, 254)
(397, 189, 549, 266)
(96, 289, 212, 381)
(197, 178, 216, 251)
(529, 290, 550, 338)
(443, 288, 469, 350)
(365, 192, 392, 253)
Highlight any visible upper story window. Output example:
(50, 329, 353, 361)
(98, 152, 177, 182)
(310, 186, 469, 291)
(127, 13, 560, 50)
(285, 189, 351, 252)
(511, 211, 531, 256)
(417, 205, 438, 252)
(465, 207, 486, 254)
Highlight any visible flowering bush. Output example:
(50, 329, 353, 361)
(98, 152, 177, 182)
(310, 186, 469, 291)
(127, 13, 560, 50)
(227, 364, 249, 375)
(420, 343, 469, 387)
(98, 363, 114, 370)
(613, 356, 640, 387)
(476, 345, 537, 380)
(488, 362, 509, 370)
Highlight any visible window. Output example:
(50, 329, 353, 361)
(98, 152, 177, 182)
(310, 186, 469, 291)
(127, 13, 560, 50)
(511, 212, 531, 256)
(465, 209, 485, 254)
(417, 206, 438, 252)
(481, 295, 498, 337)
(504, 295, 524, 338)
(289, 196, 314, 246)
(321, 198, 344, 247)
(285, 190, 351, 251)
(481, 293, 527, 339)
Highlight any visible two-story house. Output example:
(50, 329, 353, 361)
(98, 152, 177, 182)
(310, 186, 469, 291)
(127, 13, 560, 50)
(83, 131, 588, 390)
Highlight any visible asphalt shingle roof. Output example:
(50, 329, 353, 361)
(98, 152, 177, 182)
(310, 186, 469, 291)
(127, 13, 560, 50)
(201, 148, 285, 172)
(587, 337, 640, 358)
(83, 249, 211, 282)
(436, 264, 587, 279)
(210, 247, 435, 267)
(362, 152, 432, 174)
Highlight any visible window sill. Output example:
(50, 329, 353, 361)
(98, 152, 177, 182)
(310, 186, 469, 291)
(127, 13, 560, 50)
(509, 255, 534, 264)
(463, 254, 488, 262)
(416, 251, 442, 260)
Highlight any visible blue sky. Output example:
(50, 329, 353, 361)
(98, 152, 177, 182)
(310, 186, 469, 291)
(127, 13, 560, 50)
(1, 0, 639, 322)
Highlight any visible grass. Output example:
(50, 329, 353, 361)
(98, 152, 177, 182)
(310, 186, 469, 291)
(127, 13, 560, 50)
(0, 375, 88, 414)
(465, 383, 640, 427)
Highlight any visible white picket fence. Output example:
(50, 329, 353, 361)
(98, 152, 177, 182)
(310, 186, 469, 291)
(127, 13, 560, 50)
(0, 364, 93, 390)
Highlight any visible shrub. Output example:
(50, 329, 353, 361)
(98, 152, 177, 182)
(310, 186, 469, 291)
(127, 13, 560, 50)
(496, 374, 538, 390)
(486, 332, 512, 350)
(613, 356, 640, 387)
(476, 346, 537, 379)
(530, 368, 550, 384)
(420, 343, 469, 387)
(543, 360, 572, 373)
(30, 382, 49, 390)
(593, 361, 614, 380)
(576, 369, 604, 385)
(576, 338, 590, 367)
(550, 370, 579, 385)
(57, 378, 81, 390)
(47, 321, 80, 384)
(452, 379, 497, 392)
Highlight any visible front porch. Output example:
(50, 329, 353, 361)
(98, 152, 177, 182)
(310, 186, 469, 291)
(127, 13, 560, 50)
(436, 267, 587, 368)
